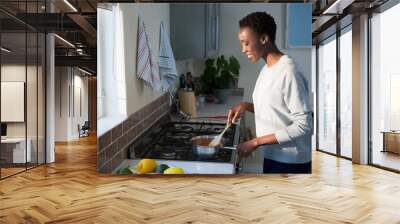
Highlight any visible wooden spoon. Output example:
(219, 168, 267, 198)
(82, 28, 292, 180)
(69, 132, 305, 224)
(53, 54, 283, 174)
(208, 114, 237, 147)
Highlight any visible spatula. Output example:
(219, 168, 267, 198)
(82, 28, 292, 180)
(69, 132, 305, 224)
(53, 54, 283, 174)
(208, 114, 237, 147)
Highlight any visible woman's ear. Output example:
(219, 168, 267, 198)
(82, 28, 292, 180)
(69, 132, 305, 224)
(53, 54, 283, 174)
(261, 35, 269, 44)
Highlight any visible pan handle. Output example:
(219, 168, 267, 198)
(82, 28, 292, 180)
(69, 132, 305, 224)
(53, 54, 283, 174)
(223, 146, 236, 150)
(223, 146, 242, 174)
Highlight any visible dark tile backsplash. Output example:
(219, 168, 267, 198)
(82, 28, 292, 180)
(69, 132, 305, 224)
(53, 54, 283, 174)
(97, 93, 170, 173)
(111, 123, 123, 142)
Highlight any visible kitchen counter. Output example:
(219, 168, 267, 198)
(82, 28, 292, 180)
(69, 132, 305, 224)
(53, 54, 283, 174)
(171, 95, 243, 123)
(171, 94, 263, 174)
(114, 159, 235, 175)
(193, 95, 243, 121)
(116, 95, 243, 175)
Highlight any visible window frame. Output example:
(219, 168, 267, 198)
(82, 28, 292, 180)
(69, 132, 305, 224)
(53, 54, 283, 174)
(315, 23, 353, 161)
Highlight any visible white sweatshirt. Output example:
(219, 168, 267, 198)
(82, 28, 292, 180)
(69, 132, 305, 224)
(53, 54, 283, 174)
(252, 55, 312, 164)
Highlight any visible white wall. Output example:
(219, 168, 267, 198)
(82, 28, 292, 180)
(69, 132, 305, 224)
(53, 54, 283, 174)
(55, 67, 68, 141)
(1, 63, 46, 163)
(1, 65, 26, 143)
(75, 74, 89, 131)
(120, 3, 170, 117)
(1, 66, 26, 137)
(98, 3, 170, 136)
(55, 67, 89, 141)
(1, 65, 40, 138)
(219, 4, 311, 133)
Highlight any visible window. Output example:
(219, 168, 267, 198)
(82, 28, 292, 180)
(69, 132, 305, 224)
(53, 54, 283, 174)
(0, 2, 46, 179)
(317, 35, 337, 155)
(97, 7, 110, 119)
(389, 74, 400, 130)
(97, 4, 128, 136)
(339, 26, 352, 158)
(316, 23, 353, 159)
(370, 2, 400, 171)
(98, 4, 126, 119)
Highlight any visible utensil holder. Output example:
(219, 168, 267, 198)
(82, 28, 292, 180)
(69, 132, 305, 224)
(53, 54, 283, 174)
(178, 90, 197, 118)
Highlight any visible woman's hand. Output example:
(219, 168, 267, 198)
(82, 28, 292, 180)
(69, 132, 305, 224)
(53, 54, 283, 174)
(227, 102, 248, 125)
(236, 138, 258, 157)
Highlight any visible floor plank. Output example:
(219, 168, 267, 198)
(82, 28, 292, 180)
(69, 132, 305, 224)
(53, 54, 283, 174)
(372, 151, 400, 171)
(0, 135, 399, 223)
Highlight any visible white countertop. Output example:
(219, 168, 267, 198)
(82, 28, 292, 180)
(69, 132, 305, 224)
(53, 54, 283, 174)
(196, 96, 243, 118)
(171, 95, 243, 123)
(114, 159, 235, 175)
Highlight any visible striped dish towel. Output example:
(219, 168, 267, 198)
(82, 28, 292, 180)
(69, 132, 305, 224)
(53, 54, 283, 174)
(159, 21, 178, 92)
(136, 16, 161, 91)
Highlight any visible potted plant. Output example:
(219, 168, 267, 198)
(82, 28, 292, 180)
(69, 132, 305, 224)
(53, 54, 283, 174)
(200, 55, 240, 103)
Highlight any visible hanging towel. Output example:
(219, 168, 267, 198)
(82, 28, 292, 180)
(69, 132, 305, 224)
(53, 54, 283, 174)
(136, 15, 161, 91)
(159, 21, 178, 92)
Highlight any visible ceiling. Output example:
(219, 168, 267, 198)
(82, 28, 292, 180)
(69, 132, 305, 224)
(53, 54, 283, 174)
(0, 0, 97, 75)
(1, 0, 394, 74)
(311, 0, 389, 43)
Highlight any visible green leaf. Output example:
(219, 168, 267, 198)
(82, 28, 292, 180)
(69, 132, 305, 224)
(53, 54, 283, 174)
(200, 55, 241, 91)
(217, 70, 232, 89)
(156, 164, 170, 173)
(216, 56, 224, 75)
(205, 58, 215, 68)
(201, 66, 217, 94)
(229, 56, 240, 76)
(119, 167, 133, 175)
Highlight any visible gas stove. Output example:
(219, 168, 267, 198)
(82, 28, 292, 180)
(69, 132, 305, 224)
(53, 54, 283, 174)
(129, 121, 240, 164)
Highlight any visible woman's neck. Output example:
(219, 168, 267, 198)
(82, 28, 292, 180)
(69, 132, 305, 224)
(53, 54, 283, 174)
(263, 44, 283, 68)
(265, 53, 283, 68)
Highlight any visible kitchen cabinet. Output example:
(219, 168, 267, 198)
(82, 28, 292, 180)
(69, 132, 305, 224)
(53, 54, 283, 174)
(205, 3, 219, 58)
(170, 3, 220, 60)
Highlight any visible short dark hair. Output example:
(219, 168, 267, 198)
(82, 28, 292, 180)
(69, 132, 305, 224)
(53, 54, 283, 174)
(239, 12, 276, 43)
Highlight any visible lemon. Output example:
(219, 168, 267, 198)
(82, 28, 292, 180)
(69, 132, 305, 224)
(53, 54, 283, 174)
(136, 159, 157, 174)
(163, 167, 184, 174)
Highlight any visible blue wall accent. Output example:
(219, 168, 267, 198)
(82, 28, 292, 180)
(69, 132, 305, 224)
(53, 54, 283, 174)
(287, 3, 312, 48)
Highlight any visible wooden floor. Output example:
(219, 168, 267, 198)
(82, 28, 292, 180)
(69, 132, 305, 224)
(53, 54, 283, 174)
(1, 167, 26, 178)
(1, 135, 400, 223)
(1, 162, 46, 178)
(372, 150, 400, 171)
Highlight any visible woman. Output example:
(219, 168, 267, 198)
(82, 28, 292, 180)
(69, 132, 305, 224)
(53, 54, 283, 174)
(228, 12, 312, 173)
